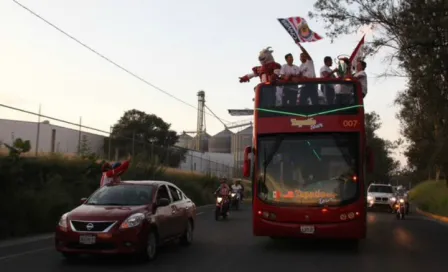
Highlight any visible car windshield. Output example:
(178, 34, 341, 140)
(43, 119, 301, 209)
(368, 185, 393, 194)
(257, 133, 360, 206)
(86, 184, 154, 206)
(258, 81, 360, 117)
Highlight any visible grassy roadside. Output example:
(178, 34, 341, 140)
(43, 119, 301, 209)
(0, 155, 221, 240)
(409, 180, 448, 217)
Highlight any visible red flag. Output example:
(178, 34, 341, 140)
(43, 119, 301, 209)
(278, 17, 323, 43)
(349, 35, 365, 73)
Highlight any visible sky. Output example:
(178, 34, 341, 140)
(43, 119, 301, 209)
(0, 0, 407, 165)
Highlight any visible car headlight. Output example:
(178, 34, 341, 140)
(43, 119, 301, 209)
(390, 197, 396, 202)
(217, 197, 223, 203)
(367, 195, 373, 201)
(58, 213, 69, 229)
(399, 199, 405, 203)
(120, 213, 145, 229)
(231, 193, 236, 197)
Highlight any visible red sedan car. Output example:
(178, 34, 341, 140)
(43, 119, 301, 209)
(55, 180, 196, 261)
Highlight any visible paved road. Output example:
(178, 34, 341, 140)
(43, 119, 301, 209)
(1, 204, 448, 272)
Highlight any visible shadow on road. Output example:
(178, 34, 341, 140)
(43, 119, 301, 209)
(262, 238, 363, 255)
(59, 242, 189, 267)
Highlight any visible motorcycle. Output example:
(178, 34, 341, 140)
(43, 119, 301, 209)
(214, 194, 230, 221)
(395, 198, 406, 220)
(230, 190, 242, 210)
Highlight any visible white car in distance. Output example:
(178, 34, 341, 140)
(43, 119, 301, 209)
(367, 183, 396, 212)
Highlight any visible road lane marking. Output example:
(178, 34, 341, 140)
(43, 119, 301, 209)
(0, 247, 53, 262)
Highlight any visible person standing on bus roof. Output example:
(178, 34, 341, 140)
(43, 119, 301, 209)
(353, 60, 368, 98)
(297, 43, 318, 105)
(320, 56, 337, 104)
(278, 53, 301, 106)
(280, 53, 301, 80)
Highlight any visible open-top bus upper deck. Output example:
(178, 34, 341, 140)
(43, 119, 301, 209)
(254, 77, 364, 134)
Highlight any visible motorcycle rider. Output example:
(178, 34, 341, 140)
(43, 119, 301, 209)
(214, 178, 231, 215)
(231, 179, 244, 201)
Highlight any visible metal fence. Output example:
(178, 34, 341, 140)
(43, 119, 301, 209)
(0, 103, 241, 178)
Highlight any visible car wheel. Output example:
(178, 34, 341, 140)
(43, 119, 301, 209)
(180, 220, 193, 246)
(139, 231, 157, 262)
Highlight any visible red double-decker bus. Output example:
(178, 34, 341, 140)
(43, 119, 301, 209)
(242, 78, 373, 244)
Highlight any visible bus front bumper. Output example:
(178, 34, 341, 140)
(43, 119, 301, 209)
(253, 217, 366, 239)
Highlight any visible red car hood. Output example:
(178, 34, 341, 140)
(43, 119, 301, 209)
(68, 204, 149, 221)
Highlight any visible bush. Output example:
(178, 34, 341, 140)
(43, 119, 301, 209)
(409, 180, 448, 217)
(0, 156, 219, 240)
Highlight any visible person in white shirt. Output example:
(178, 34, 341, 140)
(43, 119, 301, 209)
(320, 56, 337, 104)
(278, 53, 301, 105)
(353, 60, 368, 98)
(297, 43, 318, 105)
(280, 53, 301, 79)
(231, 180, 244, 201)
(335, 58, 354, 105)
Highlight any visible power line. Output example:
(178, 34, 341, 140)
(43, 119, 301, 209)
(0, 103, 237, 170)
(0, 103, 110, 135)
(11, 0, 231, 124)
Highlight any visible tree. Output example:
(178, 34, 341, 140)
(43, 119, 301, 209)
(365, 112, 399, 183)
(105, 109, 186, 167)
(78, 135, 97, 160)
(310, 0, 448, 184)
(3, 138, 31, 159)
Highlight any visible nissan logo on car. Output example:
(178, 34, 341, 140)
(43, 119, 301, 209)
(86, 223, 94, 231)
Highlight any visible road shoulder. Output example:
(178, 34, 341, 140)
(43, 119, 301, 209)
(416, 207, 448, 226)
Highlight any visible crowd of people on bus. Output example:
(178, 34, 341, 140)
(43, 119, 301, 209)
(275, 44, 368, 106)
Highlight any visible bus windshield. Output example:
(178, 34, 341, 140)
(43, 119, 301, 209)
(258, 81, 360, 117)
(257, 133, 360, 206)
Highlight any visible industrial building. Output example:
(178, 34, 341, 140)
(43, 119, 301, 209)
(0, 90, 253, 178)
(0, 119, 105, 156)
(175, 90, 253, 175)
(0, 118, 251, 178)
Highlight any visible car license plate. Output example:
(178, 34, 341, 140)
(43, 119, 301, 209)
(300, 225, 315, 234)
(79, 235, 96, 244)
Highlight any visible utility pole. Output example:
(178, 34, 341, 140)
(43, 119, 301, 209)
(35, 104, 41, 156)
(77, 117, 82, 155)
(108, 126, 112, 161)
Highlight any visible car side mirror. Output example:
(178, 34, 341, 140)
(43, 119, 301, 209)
(80, 197, 87, 205)
(156, 198, 170, 207)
